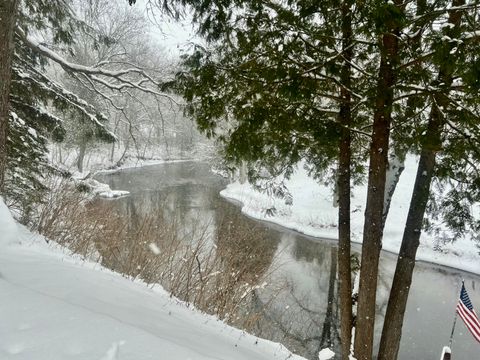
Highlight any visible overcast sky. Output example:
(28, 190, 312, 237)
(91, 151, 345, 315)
(133, 0, 198, 56)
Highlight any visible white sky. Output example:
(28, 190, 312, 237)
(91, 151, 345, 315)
(133, 0, 199, 57)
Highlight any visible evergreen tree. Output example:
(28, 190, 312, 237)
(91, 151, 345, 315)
(169, 2, 375, 359)
(1, 0, 173, 219)
(353, 2, 404, 358)
(5, 0, 114, 217)
(158, 0, 480, 359)
(379, 1, 480, 358)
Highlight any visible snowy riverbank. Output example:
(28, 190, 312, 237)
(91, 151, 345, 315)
(0, 198, 305, 360)
(72, 159, 195, 199)
(68, 150, 211, 200)
(220, 157, 480, 275)
(50, 142, 216, 177)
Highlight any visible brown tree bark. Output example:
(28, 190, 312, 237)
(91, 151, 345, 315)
(337, 1, 353, 358)
(379, 0, 427, 232)
(0, 0, 19, 194)
(354, 3, 402, 359)
(377, 2, 464, 359)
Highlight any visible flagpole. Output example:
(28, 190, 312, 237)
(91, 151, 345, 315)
(448, 311, 458, 348)
(448, 279, 464, 348)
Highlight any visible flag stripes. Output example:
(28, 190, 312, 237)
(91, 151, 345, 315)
(456, 283, 480, 343)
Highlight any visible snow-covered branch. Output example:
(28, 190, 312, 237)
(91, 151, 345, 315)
(17, 28, 179, 105)
(12, 60, 117, 141)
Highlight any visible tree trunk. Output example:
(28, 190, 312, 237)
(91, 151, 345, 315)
(77, 138, 87, 173)
(337, 1, 353, 358)
(0, 0, 18, 194)
(239, 160, 247, 184)
(378, 0, 426, 230)
(110, 115, 121, 162)
(332, 170, 339, 208)
(354, 3, 402, 359)
(58, 144, 63, 164)
(379, 0, 426, 232)
(115, 137, 130, 167)
(110, 142, 115, 162)
(377, 2, 464, 359)
(377, 113, 440, 360)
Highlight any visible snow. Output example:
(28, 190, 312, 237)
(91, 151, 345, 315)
(80, 178, 130, 199)
(14, 64, 115, 139)
(98, 158, 194, 175)
(49, 140, 215, 179)
(148, 243, 161, 255)
(99, 342, 124, 360)
(96, 190, 130, 198)
(20, 29, 176, 103)
(0, 197, 18, 247)
(0, 198, 305, 360)
(220, 156, 480, 274)
(27, 127, 37, 138)
(463, 30, 480, 39)
(440, 346, 451, 360)
(318, 348, 335, 359)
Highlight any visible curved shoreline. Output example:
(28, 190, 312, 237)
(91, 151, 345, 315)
(96, 159, 480, 276)
(220, 190, 480, 277)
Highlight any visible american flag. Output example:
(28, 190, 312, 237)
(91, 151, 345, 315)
(456, 283, 480, 343)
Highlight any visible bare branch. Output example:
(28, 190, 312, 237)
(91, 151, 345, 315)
(17, 27, 180, 105)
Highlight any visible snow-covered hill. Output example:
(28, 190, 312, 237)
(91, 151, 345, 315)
(0, 198, 304, 360)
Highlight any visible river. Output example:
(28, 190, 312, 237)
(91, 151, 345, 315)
(95, 161, 480, 360)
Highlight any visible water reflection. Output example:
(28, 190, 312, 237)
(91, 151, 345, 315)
(96, 162, 480, 360)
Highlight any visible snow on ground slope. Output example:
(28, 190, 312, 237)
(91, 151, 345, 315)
(220, 157, 480, 274)
(0, 198, 18, 247)
(0, 199, 304, 360)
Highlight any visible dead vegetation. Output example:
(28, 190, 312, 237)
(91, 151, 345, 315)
(34, 180, 282, 330)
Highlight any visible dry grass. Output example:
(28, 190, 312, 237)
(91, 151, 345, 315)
(36, 178, 124, 258)
(34, 180, 281, 330)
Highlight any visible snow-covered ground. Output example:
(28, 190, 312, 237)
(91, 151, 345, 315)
(56, 142, 216, 200)
(73, 158, 199, 199)
(96, 158, 194, 175)
(50, 142, 215, 178)
(220, 156, 480, 275)
(78, 178, 130, 198)
(0, 198, 305, 360)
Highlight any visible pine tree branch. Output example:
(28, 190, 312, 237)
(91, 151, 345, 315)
(462, 30, 480, 40)
(397, 51, 434, 70)
(12, 62, 116, 140)
(408, 3, 479, 26)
